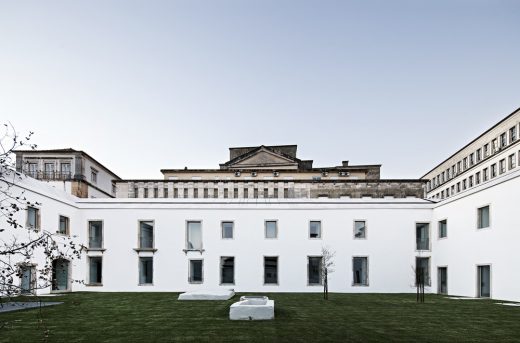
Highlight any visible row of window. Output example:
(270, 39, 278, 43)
(414, 205, 490, 250)
(428, 124, 519, 192)
(25, 161, 99, 184)
(86, 220, 368, 250)
(430, 151, 518, 200)
(134, 186, 292, 199)
(84, 255, 370, 287)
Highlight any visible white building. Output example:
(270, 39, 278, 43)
(5, 107, 520, 302)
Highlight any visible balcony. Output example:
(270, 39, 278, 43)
(25, 171, 73, 181)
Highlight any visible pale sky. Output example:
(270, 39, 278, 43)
(1, 1, 519, 179)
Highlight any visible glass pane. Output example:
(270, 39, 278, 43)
(187, 222, 202, 250)
(222, 222, 233, 239)
(190, 260, 203, 282)
(139, 221, 154, 249)
(89, 257, 102, 284)
(20, 267, 32, 294)
(265, 221, 277, 238)
(479, 266, 490, 297)
(220, 257, 234, 284)
(27, 207, 37, 227)
(89, 221, 103, 248)
(353, 257, 368, 285)
(308, 257, 322, 285)
(309, 221, 321, 238)
(354, 221, 366, 238)
(264, 257, 278, 284)
(416, 223, 429, 250)
(59, 216, 68, 235)
(479, 206, 490, 228)
(52, 260, 69, 291)
(139, 257, 153, 284)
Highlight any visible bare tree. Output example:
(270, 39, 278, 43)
(0, 123, 82, 331)
(412, 265, 426, 303)
(321, 246, 336, 300)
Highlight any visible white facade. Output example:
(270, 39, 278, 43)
(4, 108, 520, 302)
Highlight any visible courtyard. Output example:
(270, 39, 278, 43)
(1, 292, 519, 342)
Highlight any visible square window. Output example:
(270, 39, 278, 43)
(309, 221, 321, 239)
(88, 221, 103, 249)
(139, 257, 153, 285)
(477, 205, 490, 229)
(220, 257, 234, 285)
(264, 257, 278, 284)
(58, 215, 69, 235)
(221, 222, 234, 239)
(139, 221, 154, 249)
(353, 257, 368, 286)
(265, 221, 277, 239)
(354, 221, 366, 239)
(438, 219, 447, 238)
(189, 259, 203, 283)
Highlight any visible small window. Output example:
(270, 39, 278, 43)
(154, 188, 158, 198)
(88, 256, 103, 285)
(484, 143, 490, 157)
(20, 265, 36, 294)
(283, 188, 289, 198)
(416, 223, 430, 251)
(233, 188, 238, 198)
(223, 188, 228, 198)
(133, 187, 139, 198)
(491, 164, 497, 178)
(274, 188, 279, 198)
(144, 188, 149, 198)
(476, 172, 481, 185)
(492, 138, 498, 153)
(508, 154, 516, 170)
(27, 206, 39, 230)
(139, 221, 154, 249)
(463, 158, 468, 170)
(500, 132, 507, 148)
(189, 259, 203, 283)
(469, 153, 474, 166)
(164, 188, 168, 198)
(499, 159, 506, 174)
(476, 149, 482, 162)
(483, 168, 489, 181)
(477, 205, 490, 229)
(510, 126, 517, 143)
(112, 184, 117, 195)
(58, 215, 69, 235)
(44, 162, 55, 178)
(254, 188, 259, 198)
(88, 221, 103, 249)
(221, 221, 234, 239)
(220, 257, 234, 285)
(308, 256, 322, 285)
(352, 257, 368, 286)
(438, 219, 447, 238)
(354, 220, 366, 239)
(469, 176, 473, 187)
(183, 188, 188, 198)
(265, 221, 277, 239)
(243, 188, 249, 198)
(264, 257, 278, 284)
(203, 188, 208, 198)
(174, 188, 179, 198)
(91, 168, 98, 183)
(309, 221, 321, 239)
(263, 188, 268, 198)
(139, 257, 153, 285)
(193, 188, 198, 198)
(186, 221, 202, 250)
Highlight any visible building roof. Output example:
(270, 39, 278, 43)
(14, 148, 121, 180)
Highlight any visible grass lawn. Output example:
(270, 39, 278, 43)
(1, 292, 520, 342)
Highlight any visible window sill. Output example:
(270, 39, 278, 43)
(138, 283, 154, 286)
(188, 281, 204, 284)
(307, 283, 323, 287)
(133, 248, 158, 253)
(86, 283, 103, 287)
(352, 284, 369, 287)
(183, 249, 205, 255)
(85, 248, 106, 252)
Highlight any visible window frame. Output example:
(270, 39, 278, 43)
(87, 256, 103, 286)
(137, 220, 155, 250)
(188, 259, 204, 284)
(185, 220, 203, 251)
(87, 220, 104, 250)
(138, 256, 154, 286)
(353, 220, 367, 239)
(438, 219, 448, 239)
(219, 256, 235, 285)
(307, 255, 323, 286)
(26, 206, 40, 231)
(309, 220, 322, 239)
(264, 220, 278, 239)
(415, 256, 431, 287)
(476, 264, 492, 298)
(263, 256, 279, 285)
(90, 168, 98, 184)
(415, 222, 431, 251)
(477, 204, 491, 230)
(352, 256, 369, 287)
(58, 215, 70, 236)
(221, 221, 234, 240)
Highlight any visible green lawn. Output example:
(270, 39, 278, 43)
(1, 292, 519, 342)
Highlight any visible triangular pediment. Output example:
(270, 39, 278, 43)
(227, 147, 299, 169)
